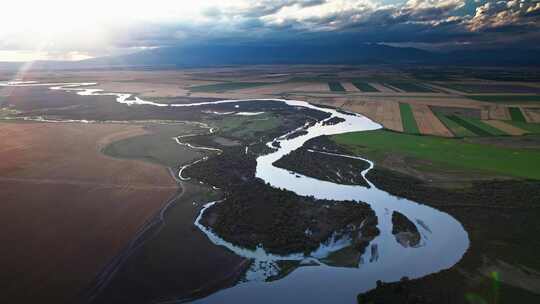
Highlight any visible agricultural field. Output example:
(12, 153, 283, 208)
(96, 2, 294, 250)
(328, 81, 346, 92)
(2, 66, 540, 304)
(351, 81, 379, 92)
(437, 83, 540, 94)
(509, 107, 527, 122)
(399, 103, 420, 134)
(333, 130, 540, 180)
(446, 115, 508, 136)
(435, 113, 478, 137)
(466, 95, 540, 103)
(386, 82, 435, 93)
(188, 82, 272, 93)
(0, 122, 178, 304)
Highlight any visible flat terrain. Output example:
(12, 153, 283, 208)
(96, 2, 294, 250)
(4, 66, 540, 140)
(333, 130, 540, 183)
(2, 65, 540, 303)
(0, 122, 178, 304)
(327, 131, 540, 303)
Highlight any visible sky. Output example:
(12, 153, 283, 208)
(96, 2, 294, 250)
(0, 0, 539, 61)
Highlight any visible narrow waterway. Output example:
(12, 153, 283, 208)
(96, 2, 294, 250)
(0, 81, 469, 303)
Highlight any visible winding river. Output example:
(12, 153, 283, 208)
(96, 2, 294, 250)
(0, 81, 469, 303)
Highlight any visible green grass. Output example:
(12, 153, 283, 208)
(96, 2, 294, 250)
(507, 121, 540, 133)
(210, 113, 281, 140)
(447, 115, 508, 136)
(328, 82, 346, 92)
(387, 82, 434, 93)
(332, 130, 540, 179)
(509, 107, 527, 122)
(189, 82, 271, 93)
(435, 113, 477, 137)
(102, 124, 203, 168)
(399, 103, 420, 134)
(467, 95, 540, 103)
(351, 81, 379, 92)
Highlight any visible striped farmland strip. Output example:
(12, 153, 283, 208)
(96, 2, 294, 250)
(522, 108, 540, 123)
(399, 103, 420, 134)
(328, 82, 346, 92)
(488, 106, 510, 120)
(351, 81, 379, 92)
(447, 115, 507, 136)
(411, 104, 453, 137)
(435, 113, 477, 137)
(507, 121, 540, 134)
(387, 82, 435, 93)
(381, 83, 402, 92)
(485, 120, 528, 136)
(341, 82, 360, 92)
(509, 107, 527, 122)
(375, 101, 404, 132)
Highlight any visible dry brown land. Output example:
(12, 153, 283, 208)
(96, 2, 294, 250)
(488, 105, 511, 120)
(342, 100, 403, 132)
(411, 104, 453, 137)
(341, 82, 360, 92)
(368, 82, 395, 93)
(0, 122, 178, 304)
(523, 108, 540, 123)
(484, 120, 528, 135)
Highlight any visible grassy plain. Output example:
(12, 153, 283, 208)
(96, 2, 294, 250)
(207, 113, 283, 141)
(333, 130, 540, 179)
(103, 124, 203, 168)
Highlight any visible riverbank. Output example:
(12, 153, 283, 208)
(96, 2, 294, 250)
(325, 131, 540, 302)
(358, 167, 540, 303)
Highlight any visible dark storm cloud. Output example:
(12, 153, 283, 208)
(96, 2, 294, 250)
(118, 0, 540, 52)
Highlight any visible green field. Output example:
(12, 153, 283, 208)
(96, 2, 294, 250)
(209, 113, 282, 140)
(467, 95, 540, 103)
(435, 113, 477, 137)
(328, 82, 346, 92)
(447, 115, 507, 136)
(103, 124, 203, 168)
(189, 82, 271, 92)
(351, 81, 379, 92)
(399, 103, 420, 134)
(509, 107, 527, 122)
(332, 130, 540, 179)
(387, 82, 434, 93)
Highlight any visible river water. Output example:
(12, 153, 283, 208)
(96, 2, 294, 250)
(0, 81, 469, 303)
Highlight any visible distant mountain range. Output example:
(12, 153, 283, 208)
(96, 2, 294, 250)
(2, 43, 539, 70)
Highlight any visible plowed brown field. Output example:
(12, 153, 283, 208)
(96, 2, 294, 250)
(0, 122, 177, 304)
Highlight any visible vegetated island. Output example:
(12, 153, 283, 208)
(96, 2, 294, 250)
(183, 144, 379, 255)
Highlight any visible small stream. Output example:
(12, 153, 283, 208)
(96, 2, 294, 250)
(0, 81, 469, 303)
